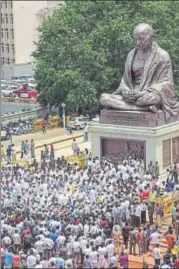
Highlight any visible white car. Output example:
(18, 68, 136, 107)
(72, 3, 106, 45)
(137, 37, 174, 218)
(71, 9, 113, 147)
(67, 116, 90, 130)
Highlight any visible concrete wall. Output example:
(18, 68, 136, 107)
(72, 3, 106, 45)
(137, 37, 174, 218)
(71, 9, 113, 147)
(2, 107, 49, 123)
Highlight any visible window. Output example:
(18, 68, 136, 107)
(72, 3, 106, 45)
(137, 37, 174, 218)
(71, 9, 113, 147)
(11, 44, 15, 54)
(9, 1, 13, 9)
(10, 29, 14, 39)
(4, 28, 9, 39)
(9, 13, 13, 24)
(7, 58, 10, 64)
(12, 58, 15, 63)
(1, 57, 5, 65)
(5, 14, 8, 24)
(5, 43, 9, 53)
(1, 29, 4, 39)
(1, 43, 4, 53)
(5, 1, 8, 8)
(1, 14, 4, 24)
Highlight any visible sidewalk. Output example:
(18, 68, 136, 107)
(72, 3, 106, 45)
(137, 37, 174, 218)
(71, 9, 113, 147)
(2, 128, 83, 153)
(32, 140, 91, 161)
(16, 132, 83, 153)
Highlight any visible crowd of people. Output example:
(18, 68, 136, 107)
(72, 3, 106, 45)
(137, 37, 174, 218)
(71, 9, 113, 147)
(1, 151, 179, 269)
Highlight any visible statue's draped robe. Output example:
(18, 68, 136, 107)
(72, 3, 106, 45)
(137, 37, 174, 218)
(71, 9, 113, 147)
(114, 42, 179, 119)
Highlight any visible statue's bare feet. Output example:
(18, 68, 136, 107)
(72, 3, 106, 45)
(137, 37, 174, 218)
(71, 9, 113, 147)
(149, 105, 158, 113)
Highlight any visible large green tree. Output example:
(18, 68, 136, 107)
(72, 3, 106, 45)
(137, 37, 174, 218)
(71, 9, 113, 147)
(33, 1, 179, 111)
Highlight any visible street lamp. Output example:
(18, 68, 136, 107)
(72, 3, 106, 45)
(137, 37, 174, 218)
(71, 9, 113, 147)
(61, 103, 66, 130)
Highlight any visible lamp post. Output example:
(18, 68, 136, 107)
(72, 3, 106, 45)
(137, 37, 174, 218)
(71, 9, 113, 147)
(61, 103, 66, 131)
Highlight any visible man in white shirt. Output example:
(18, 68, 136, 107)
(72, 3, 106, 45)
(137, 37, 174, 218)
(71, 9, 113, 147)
(106, 241, 114, 257)
(34, 238, 45, 255)
(27, 250, 36, 268)
(109, 254, 118, 268)
(153, 244, 161, 265)
(83, 244, 91, 256)
(80, 237, 87, 253)
(98, 243, 107, 264)
(72, 238, 81, 260)
(84, 123, 89, 142)
(89, 247, 98, 268)
(43, 236, 54, 260)
(12, 231, 21, 251)
(65, 258, 73, 268)
(135, 202, 142, 227)
(150, 231, 160, 245)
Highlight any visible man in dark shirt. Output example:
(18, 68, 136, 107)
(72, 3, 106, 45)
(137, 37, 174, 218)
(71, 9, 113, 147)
(6, 145, 12, 164)
(122, 222, 130, 249)
(129, 227, 137, 255)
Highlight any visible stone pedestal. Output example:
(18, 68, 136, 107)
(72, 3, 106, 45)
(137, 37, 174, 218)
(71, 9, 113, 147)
(91, 111, 179, 179)
(100, 109, 179, 127)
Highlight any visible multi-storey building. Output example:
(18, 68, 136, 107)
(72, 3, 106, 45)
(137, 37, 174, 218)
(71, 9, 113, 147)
(1, 1, 59, 67)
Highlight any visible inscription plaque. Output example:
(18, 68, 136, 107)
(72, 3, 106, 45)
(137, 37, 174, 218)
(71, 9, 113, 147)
(100, 109, 179, 127)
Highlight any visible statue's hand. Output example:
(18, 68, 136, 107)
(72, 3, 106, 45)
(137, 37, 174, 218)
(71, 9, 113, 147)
(123, 91, 144, 103)
(122, 90, 132, 99)
(123, 91, 137, 103)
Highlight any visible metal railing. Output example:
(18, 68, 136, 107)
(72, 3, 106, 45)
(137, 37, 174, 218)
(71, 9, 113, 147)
(2, 107, 49, 123)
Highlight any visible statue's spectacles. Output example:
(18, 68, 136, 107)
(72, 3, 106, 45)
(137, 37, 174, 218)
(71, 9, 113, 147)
(134, 35, 151, 44)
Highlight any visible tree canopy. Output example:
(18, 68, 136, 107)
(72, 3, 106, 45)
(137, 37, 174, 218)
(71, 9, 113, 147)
(33, 1, 179, 111)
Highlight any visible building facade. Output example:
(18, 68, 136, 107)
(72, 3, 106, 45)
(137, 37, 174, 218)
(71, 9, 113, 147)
(1, 0, 60, 68)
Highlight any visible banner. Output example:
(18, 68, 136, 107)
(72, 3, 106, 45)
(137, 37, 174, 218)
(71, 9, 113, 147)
(156, 194, 173, 216)
(67, 155, 85, 168)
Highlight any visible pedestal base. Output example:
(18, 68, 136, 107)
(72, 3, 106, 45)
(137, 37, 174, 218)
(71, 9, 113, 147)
(100, 109, 179, 127)
(91, 121, 179, 180)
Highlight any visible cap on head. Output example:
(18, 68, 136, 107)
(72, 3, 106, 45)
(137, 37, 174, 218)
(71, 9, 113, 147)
(133, 23, 154, 37)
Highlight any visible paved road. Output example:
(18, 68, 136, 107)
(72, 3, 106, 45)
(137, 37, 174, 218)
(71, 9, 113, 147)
(34, 140, 91, 160)
(16, 137, 91, 161)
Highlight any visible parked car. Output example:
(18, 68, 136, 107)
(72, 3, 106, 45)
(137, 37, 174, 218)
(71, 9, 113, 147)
(67, 116, 90, 130)
(1, 129, 11, 141)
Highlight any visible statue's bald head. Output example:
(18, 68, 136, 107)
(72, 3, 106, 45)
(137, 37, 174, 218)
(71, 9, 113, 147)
(133, 23, 154, 37)
(133, 23, 154, 52)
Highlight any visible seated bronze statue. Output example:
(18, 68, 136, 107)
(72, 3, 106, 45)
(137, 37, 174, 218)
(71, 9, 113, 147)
(100, 23, 179, 120)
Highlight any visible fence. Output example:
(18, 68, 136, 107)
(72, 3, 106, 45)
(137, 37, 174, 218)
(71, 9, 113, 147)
(2, 97, 37, 104)
(2, 107, 49, 123)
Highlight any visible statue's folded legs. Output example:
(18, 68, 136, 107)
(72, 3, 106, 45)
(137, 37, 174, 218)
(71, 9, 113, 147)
(100, 92, 161, 112)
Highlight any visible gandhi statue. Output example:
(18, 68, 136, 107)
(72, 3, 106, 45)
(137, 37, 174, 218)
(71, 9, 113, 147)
(100, 23, 179, 120)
